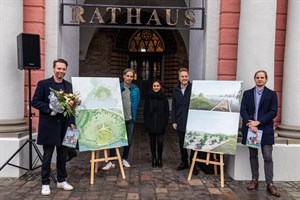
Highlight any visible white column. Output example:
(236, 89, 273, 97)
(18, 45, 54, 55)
(45, 0, 80, 82)
(0, 0, 24, 119)
(204, 0, 220, 80)
(0, 0, 30, 177)
(188, 0, 206, 81)
(45, 0, 60, 78)
(236, 0, 277, 90)
(61, 0, 80, 81)
(276, 0, 300, 138)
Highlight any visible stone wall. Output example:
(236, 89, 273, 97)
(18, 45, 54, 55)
(79, 28, 188, 97)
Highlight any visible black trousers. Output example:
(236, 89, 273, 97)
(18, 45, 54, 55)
(41, 145, 68, 185)
(177, 130, 195, 164)
(149, 134, 164, 160)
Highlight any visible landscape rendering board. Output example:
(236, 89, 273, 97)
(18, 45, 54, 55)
(72, 77, 127, 151)
(184, 80, 243, 154)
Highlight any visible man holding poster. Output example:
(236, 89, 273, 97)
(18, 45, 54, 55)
(240, 70, 280, 197)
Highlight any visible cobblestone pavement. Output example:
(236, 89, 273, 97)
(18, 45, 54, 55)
(1, 124, 299, 200)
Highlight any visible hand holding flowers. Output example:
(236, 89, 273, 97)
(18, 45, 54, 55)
(48, 88, 81, 117)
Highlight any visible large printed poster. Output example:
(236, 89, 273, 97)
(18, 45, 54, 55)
(184, 81, 242, 154)
(72, 77, 127, 152)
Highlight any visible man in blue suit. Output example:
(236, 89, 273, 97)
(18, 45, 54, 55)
(240, 70, 280, 197)
(32, 59, 75, 195)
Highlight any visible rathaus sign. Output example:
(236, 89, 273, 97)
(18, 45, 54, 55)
(61, 3, 205, 30)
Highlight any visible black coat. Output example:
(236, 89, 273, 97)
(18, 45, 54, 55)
(32, 76, 75, 145)
(143, 90, 169, 135)
(240, 86, 278, 145)
(171, 82, 192, 132)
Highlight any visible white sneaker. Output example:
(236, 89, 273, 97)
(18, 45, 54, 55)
(102, 162, 115, 170)
(41, 185, 51, 195)
(122, 159, 131, 168)
(57, 181, 73, 191)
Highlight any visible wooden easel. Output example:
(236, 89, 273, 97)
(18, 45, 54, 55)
(187, 150, 224, 188)
(90, 147, 125, 184)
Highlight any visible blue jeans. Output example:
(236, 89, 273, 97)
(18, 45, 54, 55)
(110, 120, 134, 160)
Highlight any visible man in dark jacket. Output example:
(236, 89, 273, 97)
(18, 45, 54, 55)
(32, 59, 75, 195)
(171, 68, 198, 175)
(240, 70, 280, 197)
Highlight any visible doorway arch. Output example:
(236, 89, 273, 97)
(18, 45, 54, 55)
(128, 29, 165, 96)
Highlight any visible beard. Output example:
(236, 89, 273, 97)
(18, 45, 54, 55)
(55, 73, 65, 80)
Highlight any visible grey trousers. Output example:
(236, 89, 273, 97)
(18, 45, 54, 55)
(249, 145, 273, 184)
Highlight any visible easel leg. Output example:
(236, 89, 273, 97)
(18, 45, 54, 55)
(104, 149, 108, 163)
(213, 153, 217, 175)
(220, 154, 224, 188)
(90, 151, 95, 184)
(116, 148, 125, 179)
(188, 150, 198, 180)
(95, 150, 99, 173)
(206, 152, 210, 165)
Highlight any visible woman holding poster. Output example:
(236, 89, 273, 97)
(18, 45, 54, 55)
(143, 80, 169, 168)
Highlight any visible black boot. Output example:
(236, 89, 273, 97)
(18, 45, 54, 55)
(157, 135, 164, 168)
(156, 158, 163, 168)
(150, 135, 157, 168)
(152, 156, 157, 168)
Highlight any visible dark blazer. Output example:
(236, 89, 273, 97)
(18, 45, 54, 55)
(32, 76, 75, 145)
(240, 86, 278, 145)
(171, 82, 192, 132)
(143, 90, 169, 134)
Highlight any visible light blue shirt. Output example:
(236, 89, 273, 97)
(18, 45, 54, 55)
(254, 87, 264, 120)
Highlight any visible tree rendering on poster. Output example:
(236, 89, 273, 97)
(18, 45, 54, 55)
(184, 80, 243, 154)
(72, 77, 127, 151)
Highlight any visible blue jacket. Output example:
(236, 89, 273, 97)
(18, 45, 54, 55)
(120, 82, 140, 122)
(240, 86, 278, 145)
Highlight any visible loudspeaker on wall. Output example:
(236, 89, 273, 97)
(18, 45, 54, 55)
(17, 33, 41, 70)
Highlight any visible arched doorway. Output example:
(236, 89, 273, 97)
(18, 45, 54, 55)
(80, 27, 188, 97)
(128, 30, 165, 97)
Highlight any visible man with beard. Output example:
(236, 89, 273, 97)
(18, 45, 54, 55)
(32, 59, 74, 195)
(240, 70, 280, 197)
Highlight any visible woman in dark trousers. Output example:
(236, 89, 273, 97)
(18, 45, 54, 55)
(143, 80, 169, 168)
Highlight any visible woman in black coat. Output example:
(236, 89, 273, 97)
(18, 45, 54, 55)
(143, 80, 169, 168)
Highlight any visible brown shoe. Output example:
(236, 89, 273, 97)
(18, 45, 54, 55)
(267, 183, 281, 197)
(247, 179, 258, 190)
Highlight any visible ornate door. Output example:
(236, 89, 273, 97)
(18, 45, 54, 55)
(128, 29, 165, 97)
(129, 54, 163, 97)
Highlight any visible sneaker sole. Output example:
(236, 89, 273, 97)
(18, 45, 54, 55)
(41, 191, 51, 196)
(102, 165, 116, 171)
(57, 185, 73, 190)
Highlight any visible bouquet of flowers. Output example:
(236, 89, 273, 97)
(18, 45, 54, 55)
(48, 88, 81, 117)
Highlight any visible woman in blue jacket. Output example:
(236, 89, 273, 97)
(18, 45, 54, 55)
(143, 80, 169, 168)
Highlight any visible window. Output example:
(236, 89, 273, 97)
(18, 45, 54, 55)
(129, 30, 165, 52)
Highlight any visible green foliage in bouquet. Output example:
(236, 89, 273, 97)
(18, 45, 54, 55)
(49, 88, 81, 117)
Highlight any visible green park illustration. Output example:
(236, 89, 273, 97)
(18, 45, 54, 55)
(76, 109, 127, 151)
(72, 77, 127, 151)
